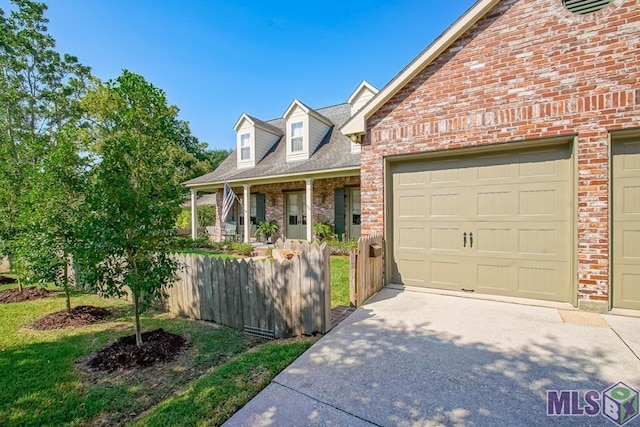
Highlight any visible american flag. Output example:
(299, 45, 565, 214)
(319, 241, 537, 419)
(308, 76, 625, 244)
(221, 182, 235, 223)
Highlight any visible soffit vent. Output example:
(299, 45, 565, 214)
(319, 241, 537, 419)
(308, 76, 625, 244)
(562, 0, 613, 14)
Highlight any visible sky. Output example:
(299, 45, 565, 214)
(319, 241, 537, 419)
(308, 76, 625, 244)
(1, 0, 476, 150)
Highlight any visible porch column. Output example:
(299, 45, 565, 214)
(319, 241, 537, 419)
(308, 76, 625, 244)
(190, 188, 198, 240)
(305, 178, 313, 241)
(243, 184, 250, 243)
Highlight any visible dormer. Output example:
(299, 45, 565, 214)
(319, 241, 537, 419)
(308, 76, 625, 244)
(346, 81, 378, 153)
(233, 113, 282, 169)
(283, 99, 333, 162)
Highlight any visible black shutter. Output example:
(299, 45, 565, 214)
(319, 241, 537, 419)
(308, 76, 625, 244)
(334, 188, 345, 241)
(256, 193, 266, 223)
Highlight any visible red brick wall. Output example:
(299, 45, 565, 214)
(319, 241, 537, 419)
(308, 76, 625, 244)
(213, 176, 360, 241)
(363, 0, 640, 306)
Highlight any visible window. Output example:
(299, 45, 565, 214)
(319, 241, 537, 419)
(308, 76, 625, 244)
(240, 133, 250, 160)
(291, 121, 303, 152)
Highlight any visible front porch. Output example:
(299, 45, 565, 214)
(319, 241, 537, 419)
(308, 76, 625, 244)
(189, 175, 361, 243)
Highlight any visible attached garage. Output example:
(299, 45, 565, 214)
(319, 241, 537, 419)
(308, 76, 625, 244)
(388, 141, 574, 303)
(341, 0, 640, 311)
(612, 137, 640, 310)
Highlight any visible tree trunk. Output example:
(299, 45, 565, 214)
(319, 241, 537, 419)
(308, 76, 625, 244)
(64, 261, 71, 313)
(133, 292, 143, 347)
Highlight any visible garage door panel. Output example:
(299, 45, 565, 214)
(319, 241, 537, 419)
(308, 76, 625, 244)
(476, 263, 513, 291)
(394, 257, 427, 287)
(430, 192, 462, 217)
(397, 226, 426, 250)
(613, 138, 640, 310)
(430, 227, 463, 252)
(391, 143, 572, 303)
(477, 191, 513, 216)
(429, 259, 461, 289)
(519, 188, 561, 217)
(622, 186, 640, 216)
(616, 269, 640, 307)
(517, 265, 560, 297)
(518, 228, 560, 257)
(476, 228, 511, 254)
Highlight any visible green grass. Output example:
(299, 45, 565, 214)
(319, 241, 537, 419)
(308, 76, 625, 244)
(135, 339, 313, 426)
(0, 284, 313, 426)
(330, 256, 350, 308)
(173, 248, 235, 259)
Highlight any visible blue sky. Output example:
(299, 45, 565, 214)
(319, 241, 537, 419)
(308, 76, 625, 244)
(3, 0, 476, 149)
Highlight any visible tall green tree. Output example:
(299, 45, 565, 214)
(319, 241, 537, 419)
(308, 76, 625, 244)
(80, 70, 188, 346)
(17, 124, 88, 311)
(0, 0, 91, 292)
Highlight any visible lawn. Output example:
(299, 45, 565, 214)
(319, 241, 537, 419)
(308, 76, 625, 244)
(173, 248, 236, 259)
(330, 256, 350, 308)
(0, 284, 313, 426)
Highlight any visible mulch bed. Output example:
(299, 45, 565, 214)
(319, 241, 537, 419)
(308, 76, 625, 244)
(87, 328, 187, 372)
(0, 286, 52, 303)
(29, 305, 112, 330)
(0, 274, 16, 285)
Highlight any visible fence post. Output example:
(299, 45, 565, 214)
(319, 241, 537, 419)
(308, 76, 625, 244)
(349, 248, 358, 307)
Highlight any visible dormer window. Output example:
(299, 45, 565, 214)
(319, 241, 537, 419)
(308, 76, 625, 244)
(240, 133, 251, 160)
(291, 122, 303, 152)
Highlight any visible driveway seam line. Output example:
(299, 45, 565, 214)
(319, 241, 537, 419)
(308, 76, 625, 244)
(610, 327, 640, 362)
(272, 380, 383, 426)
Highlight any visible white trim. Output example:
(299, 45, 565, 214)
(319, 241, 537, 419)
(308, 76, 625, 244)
(283, 99, 333, 127)
(190, 189, 198, 240)
(346, 80, 379, 105)
(340, 0, 501, 136)
(233, 113, 282, 136)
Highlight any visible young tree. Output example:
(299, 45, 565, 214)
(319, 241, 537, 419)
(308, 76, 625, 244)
(81, 71, 188, 346)
(17, 124, 88, 312)
(0, 0, 90, 292)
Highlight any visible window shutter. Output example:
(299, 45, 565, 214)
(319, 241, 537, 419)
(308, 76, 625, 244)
(256, 193, 266, 223)
(334, 188, 345, 241)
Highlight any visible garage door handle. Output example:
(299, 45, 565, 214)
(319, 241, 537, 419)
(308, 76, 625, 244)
(469, 232, 473, 248)
(463, 232, 467, 248)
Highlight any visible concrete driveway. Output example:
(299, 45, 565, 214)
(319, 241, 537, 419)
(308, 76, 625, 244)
(226, 288, 640, 426)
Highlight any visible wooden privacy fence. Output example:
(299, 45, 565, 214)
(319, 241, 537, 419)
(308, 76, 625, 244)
(165, 239, 331, 339)
(350, 234, 384, 307)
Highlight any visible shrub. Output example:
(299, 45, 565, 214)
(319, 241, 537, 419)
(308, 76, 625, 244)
(175, 206, 217, 228)
(312, 221, 333, 241)
(325, 239, 358, 255)
(229, 241, 253, 256)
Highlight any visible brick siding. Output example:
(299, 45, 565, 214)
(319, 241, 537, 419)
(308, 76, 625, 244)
(362, 0, 640, 307)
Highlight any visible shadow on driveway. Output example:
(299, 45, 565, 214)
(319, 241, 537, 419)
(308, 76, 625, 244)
(226, 288, 640, 426)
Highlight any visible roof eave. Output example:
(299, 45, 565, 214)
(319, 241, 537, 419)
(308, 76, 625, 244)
(185, 166, 361, 189)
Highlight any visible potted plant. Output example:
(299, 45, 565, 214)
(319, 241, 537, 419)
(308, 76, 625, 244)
(256, 220, 279, 244)
(312, 221, 333, 241)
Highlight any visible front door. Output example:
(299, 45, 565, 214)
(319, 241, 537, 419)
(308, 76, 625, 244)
(348, 188, 361, 240)
(286, 192, 306, 240)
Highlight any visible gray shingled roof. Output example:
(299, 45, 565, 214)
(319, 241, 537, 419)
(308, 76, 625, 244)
(244, 114, 282, 136)
(185, 102, 359, 186)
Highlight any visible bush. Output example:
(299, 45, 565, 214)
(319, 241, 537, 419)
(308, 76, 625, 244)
(228, 241, 253, 256)
(175, 210, 191, 229)
(175, 206, 216, 229)
(312, 221, 333, 241)
(325, 239, 358, 255)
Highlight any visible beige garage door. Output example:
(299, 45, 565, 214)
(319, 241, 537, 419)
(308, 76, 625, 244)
(613, 138, 640, 310)
(390, 143, 573, 303)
